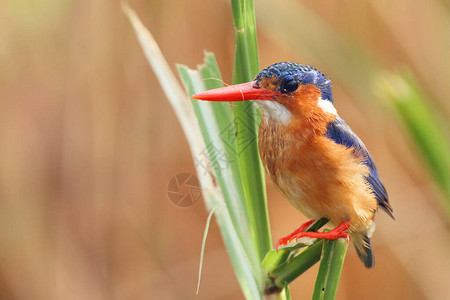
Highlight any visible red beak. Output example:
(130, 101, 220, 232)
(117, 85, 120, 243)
(191, 81, 278, 102)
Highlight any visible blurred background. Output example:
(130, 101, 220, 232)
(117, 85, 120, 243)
(0, 0, 449, 299)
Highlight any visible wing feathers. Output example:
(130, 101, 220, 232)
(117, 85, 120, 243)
(326, 117, 394, 219)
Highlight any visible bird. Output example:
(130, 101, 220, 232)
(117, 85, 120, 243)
(192, 62, 394, 268)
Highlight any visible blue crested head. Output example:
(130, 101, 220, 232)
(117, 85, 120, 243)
(255, 62, 333, 102)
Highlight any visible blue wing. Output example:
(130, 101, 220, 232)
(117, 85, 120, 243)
(326, 117, 394, 219)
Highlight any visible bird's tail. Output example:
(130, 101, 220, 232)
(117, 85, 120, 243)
(351, 232, 375, 268)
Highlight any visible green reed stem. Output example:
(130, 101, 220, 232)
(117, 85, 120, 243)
(312, 238, 349, 300)
(231, 0, 272, 265)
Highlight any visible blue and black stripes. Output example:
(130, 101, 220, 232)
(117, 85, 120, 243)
(256, 62, 334, 102)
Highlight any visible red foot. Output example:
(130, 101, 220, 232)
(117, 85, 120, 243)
(276, 220, 315, 250)
(276, 220, 351, 250)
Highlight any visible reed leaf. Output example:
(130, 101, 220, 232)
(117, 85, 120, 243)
(378, 72, 450, 209)
(123, 4, 261, 298)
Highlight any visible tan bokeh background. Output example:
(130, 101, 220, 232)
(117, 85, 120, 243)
(0, 0, 449, 299)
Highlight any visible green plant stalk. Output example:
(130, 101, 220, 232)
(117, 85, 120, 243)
(231, 0, 272, 264)
(231, 0, 259, 81)
(265, 241, 324, 295)
(312, 238, 349, 300)
(262, 218, 329, 274)
(262, 218, 329, 295)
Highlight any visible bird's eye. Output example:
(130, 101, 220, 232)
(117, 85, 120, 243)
(280, 80, 299, 94)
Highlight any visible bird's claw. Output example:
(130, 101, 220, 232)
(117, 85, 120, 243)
(276, 220, 351, 251)
(275, 219, 316, 251)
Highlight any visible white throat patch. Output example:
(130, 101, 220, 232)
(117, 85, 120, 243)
(318, 98, 338, 115)
(253, 100, 292, 126)
(253, 98, 337, 125)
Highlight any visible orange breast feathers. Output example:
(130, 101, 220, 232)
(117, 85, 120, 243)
(258, 100, 378, 234)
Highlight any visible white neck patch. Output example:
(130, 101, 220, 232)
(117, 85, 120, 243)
(253, 100, 292, 126)
(318, 98, 338, 115)
(253, 97, 337, 125)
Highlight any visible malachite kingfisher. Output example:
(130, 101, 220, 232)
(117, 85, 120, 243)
(192, 62, 394, 268)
